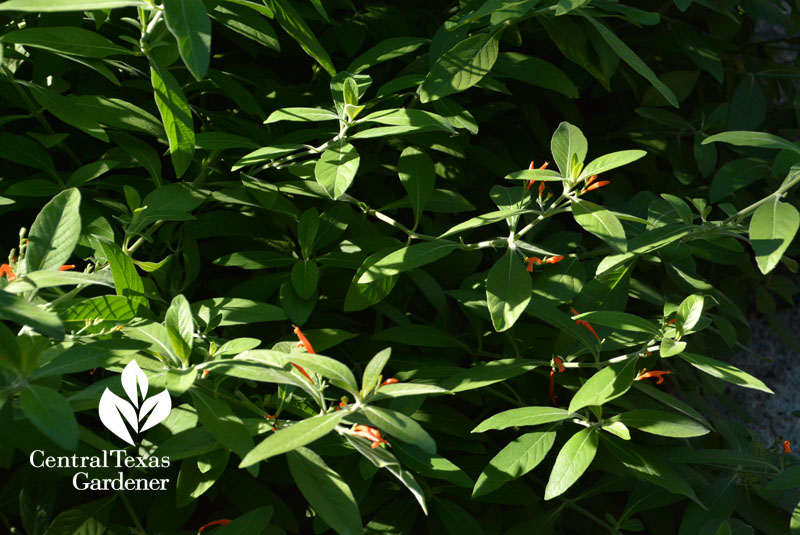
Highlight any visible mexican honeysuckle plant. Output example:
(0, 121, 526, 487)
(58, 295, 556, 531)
(1, 0, 800, 534)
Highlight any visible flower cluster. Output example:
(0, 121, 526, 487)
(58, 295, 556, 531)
(350, 424, 390, 449)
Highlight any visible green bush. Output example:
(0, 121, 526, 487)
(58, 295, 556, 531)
(1, 0, 799, 533)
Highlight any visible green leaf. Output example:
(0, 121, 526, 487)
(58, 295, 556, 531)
(239, 412, 344, 467)
(291, 260, 319, 299)
(359, 242, 459, 283)
(442, 358, 544, 393)
(0, 289, 64, 339)
(579, 150, 647, 180)
(613, 410, 710, 438)
(298, 208, 319, 259)
(472, 406, 574, 433)
(212, 506, 274, 535)
(150, 59, 195, 178)
(165, 294, 193, 364)
(374, 383, 449, 398)
(494, 52, 578, 98)
(678, 352, 773, 393)
(568, 357, 639, 413)
(728, 76, 766, 131)
(355, 108, 455, 133)
(232, 144, 305, 170)
(473, 429, 557, 497)
(364, 405, 436, 454)
(0, 0, 146, 9)
(393, 442, 472, 488)
(504, 169, 564, 182)
(347, 36, 429, 73)
(286, 447, 363, 535)
(420, 33, 499, 103)
(659, 337, 686, 357)
(438, 208, 534, 238)
(486, 248, 532, 332)
(571, 199, 627, 253)
(264, 107, 338, 124)
(676, 293, 704, 334)
(20, 385, 78, 450)
(209, 4, 278, 53)
(601, 434, 702, 505)
(315, 141, 360, 199)
(544, 427, 599, 500)
(702, 131, 800, 154)
(709, 158, 769, 203)
(21, 83, 108, 141)
(601, 421, 630, 440)
(0, 133, 57, 179)
(24, 188, 81, 273)
(128, 183, 204, 235)
(194, 298, 287, 326)
(398, 147, 436, 228)
(749, 198, 800, 275)
(97, 238, 147, 309)
(571, 310, 660, 334)
(0, 27, 133, 57)
(191, 391, 255, 461)
(767, 464, 800, 491)
(585, 17, 678, 108)
(288, 352, 359, 395)
(31, 339, 143, 379)
(70, 95, 163, 137)
(550, 121, 587, 178)
(361, 347, 391, 396)
(266, 0, 336, 76)
(163, 0, 212, 80)
(346, 434, 427, 513)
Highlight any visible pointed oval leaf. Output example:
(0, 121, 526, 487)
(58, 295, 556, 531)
(472, 406, 574, 433)
(239, 412, 345, 467)
(568, 357, 639, 413)
(486, 248, 532, 332)
(163, 0, 212, 80)
(749, 198, 800, 275)
(315, 141, 360, 199)
(21, 385, 80, 450)
(473, 429, 557, 497)
(24, 188, 81, 274)
(544, 427, 599, 500)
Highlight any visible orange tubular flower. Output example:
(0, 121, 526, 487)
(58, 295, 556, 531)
(350, 424, 390, 449)
(292, 326, 315, 384)
(553, 356, 566, 373)
(381, 377, 399, 386)
(544, 255, 564, 264)
(584, 180, 610, 192)
(525, 160, 549, 191)
(202, 369, 210, 378)
(0, 264, 16, 281)
(783, 440, 792, 454)
(549, 369, 557, 406)
(586, 174, 598, 186)
(524, 256, 542, 272)
(198, 519, 232, 533)
(59, 264, 76, 271)
(635, 368, 671, 385)
(570, 307, 600, 341)
(538, 181, 546, 197)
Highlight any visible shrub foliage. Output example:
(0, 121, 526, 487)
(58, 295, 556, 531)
(1, 0, 799, 533)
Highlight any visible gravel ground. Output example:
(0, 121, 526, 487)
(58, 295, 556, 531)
(721, 310, 799, 449)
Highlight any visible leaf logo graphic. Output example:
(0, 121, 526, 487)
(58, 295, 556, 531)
(98, 360, 172, 446)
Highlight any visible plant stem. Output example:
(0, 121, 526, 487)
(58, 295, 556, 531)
(118, 491, 148, 535)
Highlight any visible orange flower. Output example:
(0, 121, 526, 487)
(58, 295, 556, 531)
(525, 160, 549, 191)
(570, 307, 600, 341)
(202, 369, 210, 378)
(198, 519, 232, 532)
(549, 369, 557, 406)
(350, 424, 390, 449)
(0, 264, 16, 281)
(783, 440, 792, 454)
(381, 378, 398, 386)
(292, 326, 315, 384)
(293, 325, 315, 354)
(666, 319, 676, 325)
(544, 255, 564, 264)
(524, 256, 542, 272)
(553, 356, 566, 373)
(635, 368, 671, 385)
(59, 264, 76, 271)
(538, 181, 546, 197)
(586, 174, 598, 186)
(584, 180, 610, 192)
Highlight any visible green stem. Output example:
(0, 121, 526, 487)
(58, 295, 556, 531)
(118, 491, 148, 535)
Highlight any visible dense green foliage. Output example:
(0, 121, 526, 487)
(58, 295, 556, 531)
(1, 0, 800, 533)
